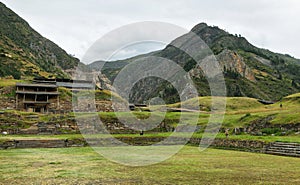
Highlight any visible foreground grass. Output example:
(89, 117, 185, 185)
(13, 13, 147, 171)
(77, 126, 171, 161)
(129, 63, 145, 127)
(0, 146, 299, 184)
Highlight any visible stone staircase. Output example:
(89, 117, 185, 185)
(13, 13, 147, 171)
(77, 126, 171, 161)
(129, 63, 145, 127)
(265, 142, 300, 157)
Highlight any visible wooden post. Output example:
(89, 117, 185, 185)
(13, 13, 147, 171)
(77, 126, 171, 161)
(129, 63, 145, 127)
(57, 96, 59, 108)
(16, 94, 18, 109)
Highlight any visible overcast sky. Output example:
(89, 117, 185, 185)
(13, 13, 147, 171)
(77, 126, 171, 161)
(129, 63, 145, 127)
(2, 0, 300, 62)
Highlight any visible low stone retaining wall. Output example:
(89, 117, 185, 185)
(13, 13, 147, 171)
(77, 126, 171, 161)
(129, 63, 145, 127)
(0, 137, 269, 153)
(0, 139, 67, 149)
(16, 139, 66, 148)
(189, 138, 267, 152)
(0, 140, 15, 149)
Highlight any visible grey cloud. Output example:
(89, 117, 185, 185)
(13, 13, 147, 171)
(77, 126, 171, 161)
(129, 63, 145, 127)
(1, 0, 300, 59)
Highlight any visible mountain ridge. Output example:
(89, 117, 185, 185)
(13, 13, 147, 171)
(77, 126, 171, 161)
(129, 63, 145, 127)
(90, 22, 300, 103)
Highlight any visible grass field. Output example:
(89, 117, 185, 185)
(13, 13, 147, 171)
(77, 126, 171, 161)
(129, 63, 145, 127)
(168, 94, 300, 126)
(73, 93, 300, 131)
(0, 146, 299, 184)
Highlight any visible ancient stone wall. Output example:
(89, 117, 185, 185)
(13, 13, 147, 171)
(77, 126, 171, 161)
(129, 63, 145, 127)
(0, 85, 16, 110)
(0, 96, 15, 110)
(189, 138, 267, 152)
(0, 137, 269, 151)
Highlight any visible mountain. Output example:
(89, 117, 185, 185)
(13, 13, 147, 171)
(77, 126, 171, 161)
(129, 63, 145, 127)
(2, 1, 299, 103)
(90, 23, 300, 103)
(0, 2, 80, 79)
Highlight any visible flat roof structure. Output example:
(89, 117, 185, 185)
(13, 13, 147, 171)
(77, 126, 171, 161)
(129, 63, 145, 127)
(16, 83, 57, 88)
(16, 91, 60, 95)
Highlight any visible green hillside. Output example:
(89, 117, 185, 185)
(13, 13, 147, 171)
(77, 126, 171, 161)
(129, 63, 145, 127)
(0, 2, 80, 79)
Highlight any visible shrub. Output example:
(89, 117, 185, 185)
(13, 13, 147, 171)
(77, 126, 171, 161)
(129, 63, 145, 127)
(261, 128, 281, 135)
(240, 113, 251, 121)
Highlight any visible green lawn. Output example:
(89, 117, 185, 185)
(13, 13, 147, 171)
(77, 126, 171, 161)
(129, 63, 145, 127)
(0, 146, 299, 184)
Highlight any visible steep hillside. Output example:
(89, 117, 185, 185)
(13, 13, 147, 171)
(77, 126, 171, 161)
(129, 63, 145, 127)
(0, 2, 80, 79)
(91, 23, 300, 103)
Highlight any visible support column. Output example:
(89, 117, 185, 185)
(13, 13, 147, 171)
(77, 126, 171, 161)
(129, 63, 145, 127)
(23, 94, 26, 111)
(57, 96, 60, 109)
(16, 94, 18, 109)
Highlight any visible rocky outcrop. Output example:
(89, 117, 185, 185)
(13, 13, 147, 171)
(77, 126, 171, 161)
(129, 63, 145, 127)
(189, 49, 256, 82)
(98, 73, 116, 91)
(217, 49, 256, 81)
